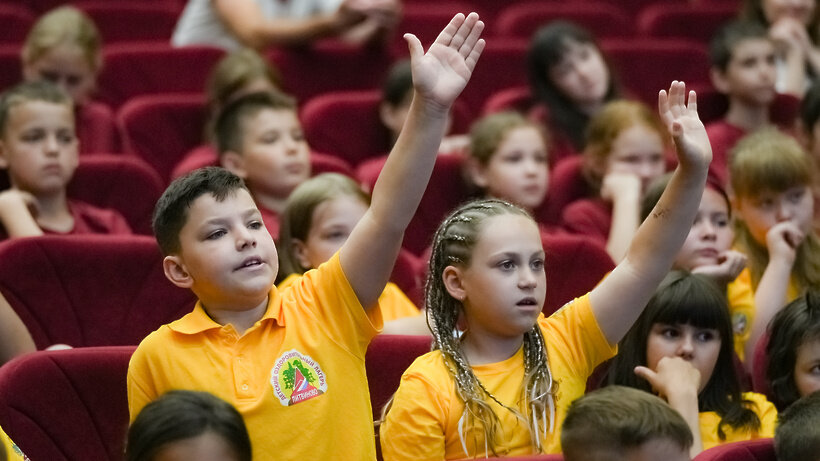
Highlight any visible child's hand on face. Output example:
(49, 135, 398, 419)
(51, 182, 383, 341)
(601, 171, 642, 203)
(634, 356, 701, 401)
(766, 220, 806, 263)
(0, 189, 39, 218)
(404, 12, 485, 112)
(770, 17, 811, 54)
(692, 250, 747, 287)
(658, 81, 712, 172)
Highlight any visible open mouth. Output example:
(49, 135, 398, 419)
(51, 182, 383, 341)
(516, 297, 538, 307)
(235, 257, 263, 271)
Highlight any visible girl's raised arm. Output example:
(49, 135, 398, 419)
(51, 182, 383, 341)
(590, 81, 712, 344)
(340, 13, 485, 310)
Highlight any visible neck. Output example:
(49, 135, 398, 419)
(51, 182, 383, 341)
(33, 191, 73, 232)
(204, 295, 269, 336)
(250, 189, 289, 215)
(460, 329, 525, 366)
(724, 99, 770, 131)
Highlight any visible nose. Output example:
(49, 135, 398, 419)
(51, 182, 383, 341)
(676, 334, 695, 360)
(44, 134, 60, 156)
(235, 225, 258, 250)
(518, 267, 538, 290)
(776, 200, 794, 222)
(700, 220, 717, 240)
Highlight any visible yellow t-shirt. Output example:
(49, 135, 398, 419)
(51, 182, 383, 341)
(698, 392, 777, 451)
(127, 253, 383, 461)
(727, 268, 800, 361)
(379, 295, 616, 460)
(0, 426, 28, 461)
(279, 273, 419, 322)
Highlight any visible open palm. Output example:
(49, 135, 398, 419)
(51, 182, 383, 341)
(658, 81, 712, 170)
(405, 12, 485, 110)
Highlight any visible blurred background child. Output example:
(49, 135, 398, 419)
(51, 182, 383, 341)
(562, 100, 668, 262)
(21, 6, 115, 154)
(607, 272, 776, 456)
(527, 21, 620, 166)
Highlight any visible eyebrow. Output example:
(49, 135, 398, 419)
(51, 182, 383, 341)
(200, 207, 260, 227)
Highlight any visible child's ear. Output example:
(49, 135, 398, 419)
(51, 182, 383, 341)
(162, 255, 193, 289)
(291, 239, 312, 271)
(710, 67, 730, 94)
(442, 265, 467, 302)
(220, 151, 248, 179)
(465, 157, 489, 188)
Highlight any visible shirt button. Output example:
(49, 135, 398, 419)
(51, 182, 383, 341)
(242, 384, 249, 391)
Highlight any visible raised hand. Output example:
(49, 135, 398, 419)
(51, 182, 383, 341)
(658, 81, 712, 171)
(404, 12, 485, 111)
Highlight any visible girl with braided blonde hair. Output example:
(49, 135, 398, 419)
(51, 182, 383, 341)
(379, 81, 715, 459)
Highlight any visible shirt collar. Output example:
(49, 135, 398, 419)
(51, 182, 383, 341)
(169, 287, 285, 335)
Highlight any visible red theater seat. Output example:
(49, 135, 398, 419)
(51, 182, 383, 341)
(0, 45, 22, 93)
(0, 4, 34, 45)
(365, 334, 431, 420)
(0, 347, 135, 461)
(542, 156, 595, 226)
(98, 44, 223, 109)
(77, 1, 180, 44)
(494, 2, 633, 40)
(751, 333, 773, 401)
(482, 86, 534, 115)
(542, 234, 614, 316)
(389, 2, 473, 54)
(693, 439, 775, 461)
(638, 3, 738, 44)
(118, 93, 207, 184)
(0, 235, 197, 349)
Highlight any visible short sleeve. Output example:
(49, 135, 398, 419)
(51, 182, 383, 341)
(126, 338, 160, 422)
(379, 363, 448, 461)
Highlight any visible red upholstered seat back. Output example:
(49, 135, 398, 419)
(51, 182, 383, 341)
(365, 334, 431, 420)
(542, 234, 614, 316)
(0, 346, 135, 461)
(494, 2, 633, 40)
(693, 439, 775, 461)
(0, 235, 196, 349)
(542, 156, 594, 225)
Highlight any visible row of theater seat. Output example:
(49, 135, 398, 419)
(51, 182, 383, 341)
(0, 343, 778, 461)
(0, 0, 741, 47)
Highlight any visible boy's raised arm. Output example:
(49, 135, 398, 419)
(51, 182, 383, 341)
(590, 82, 712, 344)
(340, 12, 485, 310)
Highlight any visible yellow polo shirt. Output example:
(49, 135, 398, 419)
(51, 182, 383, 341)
(698, 392, 777, 450)
(379, 295, 616, 459)
(727, 268, 800, 361)
(128, 253, 382, 461)
(0, 426, 28, 461)
(279, 274, 419, 322)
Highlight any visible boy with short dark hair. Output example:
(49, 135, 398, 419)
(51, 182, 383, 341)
(561, 386, 693, 461)
(774, 391, 820, 461)
(127, 13, 485, 461)
(706, 20, 779, 184)
(215, 90, 309, 240)
(0, 81, 131, 239)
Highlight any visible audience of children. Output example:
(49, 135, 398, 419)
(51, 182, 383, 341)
(773, 390, 820, 461)
(127, 13, 485, 461)
(527, 21, 620, 166)
(171, 0, 401, 50)
(729, 127, 820, 364)
(5, 3, 820, 460)
(741, 0, 820, 96)
(561, 100, 668, 262)
(561, 386, 693, 461)
(706, 20, 780, 185)
(766, 290, 820, 410)
(379, 81, 712, 458)
(641, 175, 752, 361)
(276, 172, 423, 332)
(0, 81, 131, 239)
(126, 390, 251, 461)
(20, 6, 116, 154)
(606, 271, 776, 456)
(215, 91, 312, 240)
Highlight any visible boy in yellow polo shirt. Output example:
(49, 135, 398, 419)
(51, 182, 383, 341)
(127, 12, 485, 461)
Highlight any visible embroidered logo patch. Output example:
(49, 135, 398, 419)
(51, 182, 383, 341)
(271, 349, 327, 406)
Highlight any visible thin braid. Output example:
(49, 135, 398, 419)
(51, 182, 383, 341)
(425, 199, 557, 456)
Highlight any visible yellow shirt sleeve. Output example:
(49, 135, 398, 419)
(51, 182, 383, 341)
(727, 270, 755, 362)
(698, 392, 777, 451)
(0, 425, 28, 461)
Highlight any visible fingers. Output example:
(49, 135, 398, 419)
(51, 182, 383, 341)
(464, 38, 485, 73)
(448, 12, 479, 50)
(634, 366, 659, 388)
(404, 33, 423, 62)
(687, 89, 697, 114)
(432, 12, 466, 47)
(458, 16, 484, 58)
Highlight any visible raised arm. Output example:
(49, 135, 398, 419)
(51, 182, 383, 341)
(590, 82, 712, 344)
(213, 0, 369, 49)
(340, 12, 485, 309)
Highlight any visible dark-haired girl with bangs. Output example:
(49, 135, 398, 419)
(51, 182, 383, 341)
(607, 272, 776, 457)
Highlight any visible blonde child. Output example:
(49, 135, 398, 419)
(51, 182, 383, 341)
(562, 100, 668, 262)
(729, 128, 820, 367)
(465, 112, 549, 215)
(379, 81, 713, 458)
(126, 391, 251, 461)
(127, 13, 485, 461)
(277, 172, 424, 333)
(641, 176, 752, 360)
(607, 272, 777, 457)
(0, 81, 131, 239)
(766, 291, 820, 410)
(21, 6, 115, 154)
(215, 90, 311, 240)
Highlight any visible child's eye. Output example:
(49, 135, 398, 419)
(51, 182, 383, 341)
(21, 130, 44, 143)
(661, 327, 680, 339)
(696, 330, 717, 342)
(206, 229, 226, 240)
(787, 189, 805, 203)
(58, 131, 76, 144)
(248, 221, 262, 230)
(530, 259, 544, 271)
(292, 130, 305, 141)
(498, 260, 515, 271)
(713, 214, 729, 227)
